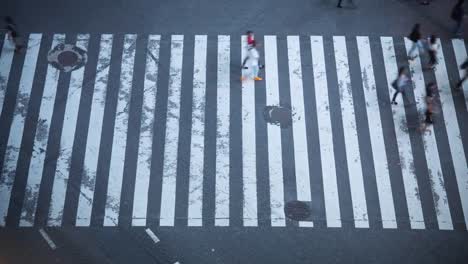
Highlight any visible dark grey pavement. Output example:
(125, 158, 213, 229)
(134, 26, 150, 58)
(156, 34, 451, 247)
(1, 0, 468, 264)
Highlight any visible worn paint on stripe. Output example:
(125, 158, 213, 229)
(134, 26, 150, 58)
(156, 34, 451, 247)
(21, 34, 65, 227)
(356, 36, 397, 228)
(187, 35, 207, 227)
(104, 34, 137, 226)
(310, 36, 341, 228)
(264, 35, 286, 226)
(287, 36, 313, 227)
(334, 36, 369, 228)
(452, 39, 468, 111)
(39, 229, 57, 250)
(214, 36, 230, 227)
(159, 35, 184, 227)
(132, 35, 161, 226)
(0, 34, 42, 226)
(48, 34, 90, 226)
(0, 35, 15, 116)
(405, 38, 453, 230)
(241, 35, 258, 227)
(434, 40, 468, 229)
(381, 37, 425, 229)
(76, 34, 113, 227)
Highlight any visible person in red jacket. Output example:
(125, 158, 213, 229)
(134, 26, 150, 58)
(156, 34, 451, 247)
(242, 31, 255, 68)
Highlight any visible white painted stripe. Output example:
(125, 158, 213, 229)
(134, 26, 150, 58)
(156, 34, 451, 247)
(404, 38, 453, 230)
(48, 34, 90, 226)
(356, 36, 397, 228)
(434, 40, 468, 229)
(20, 34, 65, 226)
(159, 35, 184, 226)
(264, 36, 286, 226)
(104, 34, 137, 226)
(132, 35, 161, 227)
(187, 35, 207, 227)
(145, 228, 160, 244)
(310, 36, 341, 228)
(381, 37, 425, 229)
(286, 36, 313, 227)
(334, 36, 369, 228)
(39, 229, 57, 250)
(241, 35, 258, 227)
(215, 35, 230, 227)
(19, 34, 64, 227)
(0, 34, 42, 226)
(76, 34, 113, 226)
(452, 39, 468, 110)
(0, 35, 15, 116)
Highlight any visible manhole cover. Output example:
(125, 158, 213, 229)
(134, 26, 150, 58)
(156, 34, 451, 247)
(284, 201, 311, 221)
(48, 43, 87, 72)
(58, 51, 79, 66)
(263, 106, 292, 128)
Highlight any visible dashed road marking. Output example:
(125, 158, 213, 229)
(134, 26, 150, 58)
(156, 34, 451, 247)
(145, 228, 160, 244)
(39, 228, 57, 250)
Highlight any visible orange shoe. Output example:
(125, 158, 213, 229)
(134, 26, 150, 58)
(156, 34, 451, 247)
(254, 76, 263, 81)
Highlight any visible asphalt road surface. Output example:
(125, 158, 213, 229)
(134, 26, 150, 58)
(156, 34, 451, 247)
(1, 0, 468, 263)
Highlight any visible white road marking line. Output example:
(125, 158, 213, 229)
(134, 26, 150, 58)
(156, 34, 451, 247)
(159, 35, 184, 227)
(310, 36, 341, 228)
(452, 39, 468, 110)
(264, 36, 286, 227)
(287, 36, 313, 227)
(104, 34, 137, 226)
(0, 34, 42, 226)
(18, 34, 63, 227)
(356, 36, 397, 228)
(405, 38, 453, 230)
(76, 34, 113, 227)
(334, 36, 369, 228)
(380, 37, 425, 229)
(132, 35, 161, 227)
(214, 35, 230, 227)
(145, 228, 160, 244)
(434, 39, 468, 229)
(39, 228, 57, 250)
(0, 34, 15, 116)
(48, 34, 90, 226)
(187, 35, 207, 227)
(241, 35, 258, 227)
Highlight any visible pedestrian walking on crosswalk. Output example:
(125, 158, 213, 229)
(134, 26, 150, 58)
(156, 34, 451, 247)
(424, 35, 438, 70)
(391, 67, 411, 105)
(336, 0, 354, 8)
(456, 57, 468, 88)
(419, 82, 436, 133)
(242, 30, 255, 68)
(408, 24, 422, 60)
(4, 16, 23, 53)
(241, 40, 262, 81)
(451, 0, 465, 38)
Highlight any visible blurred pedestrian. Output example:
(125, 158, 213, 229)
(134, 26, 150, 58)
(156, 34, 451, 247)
(451, 0, 465, 38)
(391, 67, 411, 105)
(419, 82, 436, 133)
(241, 40, 263, 81)
(420, 0, 430, 5)
(408, 23, 422, 60)
(4, 16, 23, 53)
(456, 57, 468, 89)
(425, 35, 438, 70)
(242, 31, 255, 68)
(337, 0, 354, 8)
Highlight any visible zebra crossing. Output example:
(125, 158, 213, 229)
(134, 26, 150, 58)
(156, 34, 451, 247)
(0, 33, 467, 230)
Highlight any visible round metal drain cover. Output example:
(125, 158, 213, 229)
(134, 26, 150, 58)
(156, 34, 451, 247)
(48, 43, 87, 72)
(284, 201, 311, 221)
(263, 106, 292, 128)
(58, 50, 79, 67)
